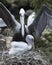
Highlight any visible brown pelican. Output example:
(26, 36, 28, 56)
(9, 35, 35, 55)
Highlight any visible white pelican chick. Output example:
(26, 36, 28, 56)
(8, 35, 35, 55)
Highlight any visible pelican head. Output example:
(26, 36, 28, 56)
(19, 8, 25, 37)
(31, 12, 36, 17)
(26, 35, 34, 42)
(27, 12, 36, 27)
(26, 35, 35, 50)
(19, 8, 25, 16)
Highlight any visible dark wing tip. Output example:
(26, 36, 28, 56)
(0, 2, 2, 4)
(0, 2, 6, 8)
(0, 2, 3, 5)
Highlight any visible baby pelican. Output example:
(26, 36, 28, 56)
(8, 35, 35, 55)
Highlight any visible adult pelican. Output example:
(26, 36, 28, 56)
(12, 8, 26, 41)
(0, 2, 52, 39)
(0, 2, 35, 41)
(0, 2, 26, 41)
(9, 35, 35, 55)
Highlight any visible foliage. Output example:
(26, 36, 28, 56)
(0, 0, 7, 4)
(6, 0, 29, 8)
(0, 0, 10, 7)
(18, 0, 28, 7)
(29, 0, 52, 12)
(0, 0, 52, 12)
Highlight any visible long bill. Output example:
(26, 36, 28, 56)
(20, 15, 25, 37)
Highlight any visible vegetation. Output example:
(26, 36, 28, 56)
(0, 0, 52, 12)
(35, 28, 52, 64)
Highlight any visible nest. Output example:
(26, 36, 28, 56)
(0, 50, 50, 65)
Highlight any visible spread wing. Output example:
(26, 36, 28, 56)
(28, 5, 52, 39)
(0, 2, 21, 33)
(46, 10, 52, 29)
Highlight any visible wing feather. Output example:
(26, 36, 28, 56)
(28, 5, 52, 39)
(45, 11, 52, 29)
(0, 2, 21, 32)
